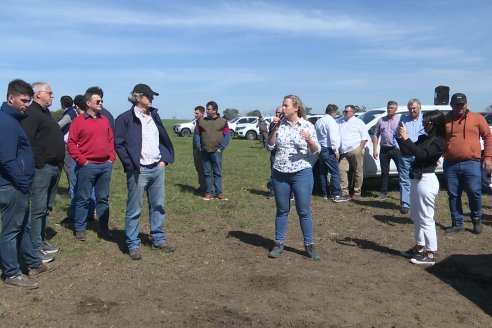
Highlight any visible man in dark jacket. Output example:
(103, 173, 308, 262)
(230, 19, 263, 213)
(21, 81, 64, 261)
(115, 84, 175, 260)
(0, 79, 54, 289)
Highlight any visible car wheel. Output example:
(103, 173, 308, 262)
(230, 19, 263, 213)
(229, 130, 235, 137)
(180, 128, 191, 137)
(245, 131, 257, 140)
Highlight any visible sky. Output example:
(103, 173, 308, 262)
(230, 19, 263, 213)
(1, 0, 492, 119)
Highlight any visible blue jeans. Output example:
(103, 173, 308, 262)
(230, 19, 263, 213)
(398, 155, 414, 209)
(125, 165, 166, 250)
(272, 168, 314, 245)
(30, 163, 61, 250)
(202, 151, 223, 196)
(74, 162, 112, 232)
(67, 156, 96, 220)
(319, 147, 341, 198)
(0, 186, 41, 278)
(379, 147, 401, 193)
(444, 160, 482, 224)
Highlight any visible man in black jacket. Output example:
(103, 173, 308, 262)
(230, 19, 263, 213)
(21, 82, 65, 261)
(115, 84, 175, 260)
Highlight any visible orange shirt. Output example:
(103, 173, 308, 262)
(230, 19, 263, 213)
(444, 111, 492, 161)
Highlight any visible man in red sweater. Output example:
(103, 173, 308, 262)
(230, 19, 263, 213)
(444, 93, 492, 234)
(68, 90, 115, 241)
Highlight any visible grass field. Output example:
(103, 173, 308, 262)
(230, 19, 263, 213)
(1, 119, 491, 327)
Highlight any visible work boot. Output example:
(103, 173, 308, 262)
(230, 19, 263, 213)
(445, 222, 464, 233)
(471, 217, 483, 234)
(268, 243, 284, 258)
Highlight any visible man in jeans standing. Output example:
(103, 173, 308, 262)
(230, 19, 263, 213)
(338, 105, 369, 199)
(444, 93, 492, 234)
(398, 99, 425, 214)
(0, 79, 54, 289)
(195, 101, 231, 200)
(315, 104, 347, 202)
(372, 100, 401, 199)
(21, 82, 64, 261)
(68, 90, 115, 241)
(115, 84, 175, 260)
(193, 105, 206, 195)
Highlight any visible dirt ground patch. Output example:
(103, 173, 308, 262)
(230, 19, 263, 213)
(1, 190, 491, 327)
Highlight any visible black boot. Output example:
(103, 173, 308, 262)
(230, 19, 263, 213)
(471, 217, 483, 234)
(445, 221, 464, 233)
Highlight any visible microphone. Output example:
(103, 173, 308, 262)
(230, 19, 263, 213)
(277, 113, 284, 126)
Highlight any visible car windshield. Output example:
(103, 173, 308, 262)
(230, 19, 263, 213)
(229, 117, 240, 123)
(358, 110, 385, 124)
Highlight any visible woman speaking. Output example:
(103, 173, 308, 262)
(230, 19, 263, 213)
(267, 95, 321, 260)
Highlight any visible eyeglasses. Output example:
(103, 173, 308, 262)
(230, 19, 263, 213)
(343, 110, 353, 114)
(95, 100, 103, 105)
(275, 112, 282, 116)
(39, 91, 54, 96)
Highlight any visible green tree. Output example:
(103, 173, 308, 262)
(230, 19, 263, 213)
(223, 108, 239, 120)
(246, 109, 262, 117)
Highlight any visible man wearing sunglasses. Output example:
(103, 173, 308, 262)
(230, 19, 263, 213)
(68, 90, 116, 242)
(115, 84, 175, 260)
(21, 82, 65, 263)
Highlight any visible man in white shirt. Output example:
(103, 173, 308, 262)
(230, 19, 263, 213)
(338, 105, 369, 199)
(114, 84, 175, 260)
(315, 104, 348, 202)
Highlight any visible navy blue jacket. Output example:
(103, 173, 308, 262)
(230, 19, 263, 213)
(115, 106, 174, 172)
(0, 102, 35, 194)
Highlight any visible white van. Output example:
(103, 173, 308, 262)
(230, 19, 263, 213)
(358, 105, 452, 178)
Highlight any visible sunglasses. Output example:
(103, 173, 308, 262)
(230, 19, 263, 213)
(95, 100, 103, 105)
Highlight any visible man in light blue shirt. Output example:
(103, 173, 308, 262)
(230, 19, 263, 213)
(398, 98, 425, 214)
(315, 104, 348, 202)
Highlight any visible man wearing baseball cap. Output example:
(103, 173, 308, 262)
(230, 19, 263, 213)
(443, 92, 492, 234)
(114, 83, 175, 260)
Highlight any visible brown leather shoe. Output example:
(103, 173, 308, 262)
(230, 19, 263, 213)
(215, 194, 228, 200)
(152, 243, 175, 253)
(202, 194, 213, 201)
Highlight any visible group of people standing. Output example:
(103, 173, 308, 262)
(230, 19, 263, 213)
(2, 80, 490, 289)
(0, 79, 177, 288)
(286, 94, 491, 265)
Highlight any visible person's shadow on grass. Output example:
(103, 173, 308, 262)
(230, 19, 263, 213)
(227, 230, 305, 256)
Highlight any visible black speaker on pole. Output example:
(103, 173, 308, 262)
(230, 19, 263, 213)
(434, 85, 450, 105)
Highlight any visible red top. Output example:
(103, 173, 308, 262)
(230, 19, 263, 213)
(68, 113, 116, 165)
